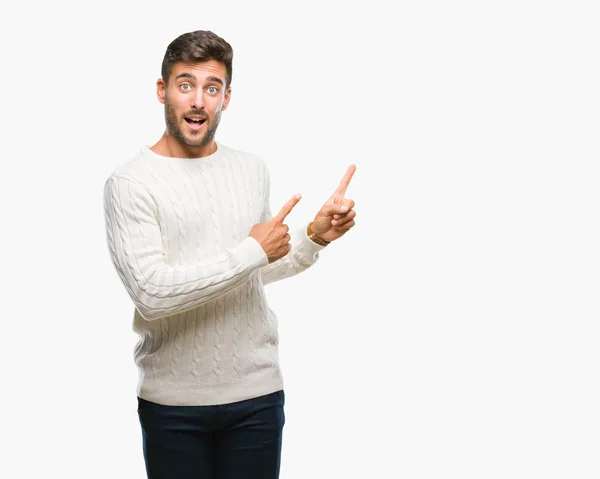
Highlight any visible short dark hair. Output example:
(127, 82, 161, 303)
(161, 30, 233, 88)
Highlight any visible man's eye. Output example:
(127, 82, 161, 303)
(180, 83, 191, 91)
(207, 86, 218, 94)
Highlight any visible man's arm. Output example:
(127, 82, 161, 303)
(104, 175, 268, 321)
(259, 170, 327, 286)
(259, 163, 358, 285)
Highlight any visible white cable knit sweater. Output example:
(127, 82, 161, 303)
(103, 143, 325, 406)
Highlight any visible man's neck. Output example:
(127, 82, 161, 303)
(151, 133, 217, 159)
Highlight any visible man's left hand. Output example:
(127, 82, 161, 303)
(310, 165, 357, 243)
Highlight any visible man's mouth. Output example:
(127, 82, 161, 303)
(184, 116, 207, 130)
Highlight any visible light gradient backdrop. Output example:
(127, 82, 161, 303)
(1, 1, 599, 478)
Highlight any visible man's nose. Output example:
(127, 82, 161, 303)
(191, 91, 205, 110)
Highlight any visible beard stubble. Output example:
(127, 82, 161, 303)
(164, 97, 221, 149)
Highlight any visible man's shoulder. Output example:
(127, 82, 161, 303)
(219, 143, 267, 170)
(104, 147, 153, 185)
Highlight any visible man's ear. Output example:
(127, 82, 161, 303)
(156, 78, 166, 104)
(222, 87, 232, 111)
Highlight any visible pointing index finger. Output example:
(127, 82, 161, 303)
(273, 194, 302, 223)
(335, 164, 356, 196)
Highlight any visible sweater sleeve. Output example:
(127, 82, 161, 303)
(258, 166, 326, 286)
(104, 175, 269, 321)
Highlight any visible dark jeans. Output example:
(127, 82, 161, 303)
(137, 390, 285, 479)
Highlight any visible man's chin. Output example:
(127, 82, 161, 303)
(181, 132, 209, 148)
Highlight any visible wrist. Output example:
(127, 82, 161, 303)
(307, 222, 330, 246)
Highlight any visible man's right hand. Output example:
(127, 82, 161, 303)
(249, 194, 302, 263)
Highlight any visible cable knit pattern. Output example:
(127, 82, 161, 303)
(103, 143, 326, 406)
(191, 305, 206, 377)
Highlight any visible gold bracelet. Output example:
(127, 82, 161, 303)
(307, 222, 330, 246)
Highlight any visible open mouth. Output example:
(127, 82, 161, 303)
(185, 117, 207, 130)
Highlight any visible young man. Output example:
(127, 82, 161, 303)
(103, 30, 356, 479)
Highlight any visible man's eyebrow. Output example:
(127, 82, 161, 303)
(205, 76, 224, 86)
(173, 73, 224, 86)
(174, 72, 195, 81)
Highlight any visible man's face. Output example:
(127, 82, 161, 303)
(157, 60, 231, 150)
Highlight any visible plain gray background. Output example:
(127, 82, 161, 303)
(1, 0, 599, 478)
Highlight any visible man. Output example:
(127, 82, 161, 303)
(103, 30, 356, 479)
